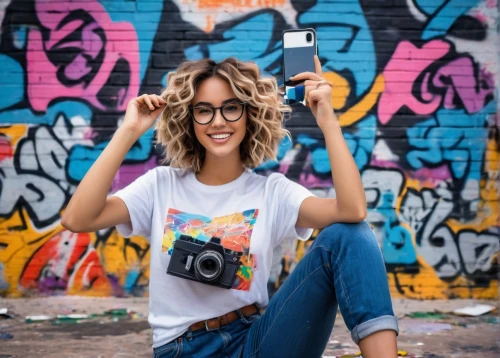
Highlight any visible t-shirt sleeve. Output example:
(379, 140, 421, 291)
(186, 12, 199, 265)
(110, 168, 156, 238)
(270, 173, 315, 247)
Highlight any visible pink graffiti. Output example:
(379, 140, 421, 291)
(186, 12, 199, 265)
(27, 0, 140, 112)
(378, 40, 450, 124)
(486, 0, 497, 8)
(433, 58, 494, 113)
(111, 156, 157, 192)
(378, 40, 494, 124)
(370, 158, 452, 182)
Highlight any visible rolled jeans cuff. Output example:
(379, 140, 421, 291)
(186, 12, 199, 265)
(351, 315, 399, 344)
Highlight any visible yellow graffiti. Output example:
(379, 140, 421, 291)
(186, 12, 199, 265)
(0, 208, 59, 297)
(388, 255, 499, 299)
(0, 203, 150, 297)
(1, 124, 28, 148)
(388, 150, 499, 299)
(338, 74, 385, 127)
(96, 231, 150, 295)
(323, 71, 350, 110)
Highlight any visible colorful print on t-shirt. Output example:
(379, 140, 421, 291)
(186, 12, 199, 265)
(162, 208, 258, 291)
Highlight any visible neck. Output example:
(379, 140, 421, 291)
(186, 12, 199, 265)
(196, 151, 245, 185)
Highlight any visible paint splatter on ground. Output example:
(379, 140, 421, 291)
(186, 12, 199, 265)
(0, 297, 498, 357)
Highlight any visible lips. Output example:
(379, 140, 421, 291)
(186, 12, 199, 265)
(207, 132, 233, 144)
(209, 133, 232, 139)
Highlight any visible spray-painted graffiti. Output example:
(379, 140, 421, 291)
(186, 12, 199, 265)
(0, 0, 498, 299)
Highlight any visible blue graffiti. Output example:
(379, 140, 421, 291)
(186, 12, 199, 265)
(67, 128, 155, 182)
(99, 0, 164, 81)
(12, 26, 27, 49)
(298, 0, 376, 96)
(0, 101, 93, 125)
(295, 134, 331, 175)
(185, 12, 282, 77)
(377, 191, 417, 265)
(0, 55, 24, 111)
(255, 135, 293, 171)
(344, 115, 376, 170)
(416, 0, 480, 40)
(124, 269, 141, 294)
(406, 102, 494, 182)
(293, 115, 375, 174)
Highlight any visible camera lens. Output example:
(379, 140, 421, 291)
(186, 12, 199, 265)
(194, 250, 224, 282)
(306, 33, 312, 42)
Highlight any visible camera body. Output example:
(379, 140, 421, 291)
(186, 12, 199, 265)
(167, 235, 243, 289)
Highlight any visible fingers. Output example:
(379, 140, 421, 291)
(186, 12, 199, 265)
(138, 94, 165, 111)
(151, 95, 160, 107)
(303, 78, 331, 103)
(304, 88, 323, 107)
(143, 95, 155, 111)
(290, 71, 322, 82)
(304, 85, 310, 107)
(314, 55, 323, 76)
(157, 95, 166, 105)
(304, 80, 326, 87)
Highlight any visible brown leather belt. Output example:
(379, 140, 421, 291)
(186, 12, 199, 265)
(189, 304, 259, 332)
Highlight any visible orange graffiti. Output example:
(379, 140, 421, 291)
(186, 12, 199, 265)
(338, 74, 385, 127)
(323, 71, 350, 110)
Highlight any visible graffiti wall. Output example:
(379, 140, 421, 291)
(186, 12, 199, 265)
(0, 0, 498, 299)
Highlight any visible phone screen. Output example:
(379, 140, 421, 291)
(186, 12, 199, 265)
(283, 30, 317, 87)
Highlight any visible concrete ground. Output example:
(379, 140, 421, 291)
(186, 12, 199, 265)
(0, 297, 498, 358)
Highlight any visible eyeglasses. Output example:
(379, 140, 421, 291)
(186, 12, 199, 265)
(189, 102, 247, 125)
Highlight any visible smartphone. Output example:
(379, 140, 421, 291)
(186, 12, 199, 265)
(282, 28, 317, 88)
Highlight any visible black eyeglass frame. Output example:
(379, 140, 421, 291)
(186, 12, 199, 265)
(189, 102, 247, 125)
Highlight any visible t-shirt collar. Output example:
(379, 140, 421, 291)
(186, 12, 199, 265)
(186, 168, 251, 193)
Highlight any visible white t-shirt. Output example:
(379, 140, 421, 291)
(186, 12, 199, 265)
(111, 166, 314, 348)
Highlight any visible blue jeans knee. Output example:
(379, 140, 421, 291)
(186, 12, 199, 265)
(311, 221, 378, 253)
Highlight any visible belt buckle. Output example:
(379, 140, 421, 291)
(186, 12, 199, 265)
(204, 319, 219, 332)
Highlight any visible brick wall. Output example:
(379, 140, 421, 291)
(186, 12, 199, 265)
(0, 0, 498, 299)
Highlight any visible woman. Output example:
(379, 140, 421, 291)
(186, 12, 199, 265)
(62, 56, 398, 357)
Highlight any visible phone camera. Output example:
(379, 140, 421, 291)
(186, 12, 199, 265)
(306, 33, 312, 43)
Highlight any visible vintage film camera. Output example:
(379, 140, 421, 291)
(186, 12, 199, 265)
(167, 235, 243, 289)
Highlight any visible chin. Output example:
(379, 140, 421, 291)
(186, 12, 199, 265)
(205, 145, 238, 158)
(199, 134, 244, 159)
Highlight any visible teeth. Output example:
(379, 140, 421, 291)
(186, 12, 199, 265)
(210, 133, 231, 139)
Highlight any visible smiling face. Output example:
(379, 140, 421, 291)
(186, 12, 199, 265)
(191, 76, 247, 162)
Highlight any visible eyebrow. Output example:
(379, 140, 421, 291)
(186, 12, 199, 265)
(192, 98, 240, 107)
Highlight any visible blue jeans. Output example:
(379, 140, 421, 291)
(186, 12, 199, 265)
(153, 222, 399, 358)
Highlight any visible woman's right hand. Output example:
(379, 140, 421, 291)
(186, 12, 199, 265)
(122, 94, 166, 137)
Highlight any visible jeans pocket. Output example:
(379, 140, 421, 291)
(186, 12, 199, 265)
(240, 313, 261, 325)
(153, 338, 180, 358)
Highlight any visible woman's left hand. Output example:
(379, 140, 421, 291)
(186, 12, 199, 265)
(289, 55, 336, 129)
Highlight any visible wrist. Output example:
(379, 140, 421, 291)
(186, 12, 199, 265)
(318, 113, 340, 131)
(115, 125, 141, 145)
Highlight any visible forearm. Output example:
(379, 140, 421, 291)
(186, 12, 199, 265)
(62, 127, 139, 226)
(321, 117, 367, 219)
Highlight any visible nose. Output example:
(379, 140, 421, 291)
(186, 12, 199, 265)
(211, 108, 226, 127)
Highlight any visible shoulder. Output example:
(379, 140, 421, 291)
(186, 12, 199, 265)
(247, 171, 299, 193)
(265, 172, 296, 188)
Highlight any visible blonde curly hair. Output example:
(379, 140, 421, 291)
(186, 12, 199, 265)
(155, 58, 291, 172)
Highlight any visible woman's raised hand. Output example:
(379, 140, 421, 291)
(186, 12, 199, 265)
(289, 56, 335, 129)
(122, 94, 166, 137)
